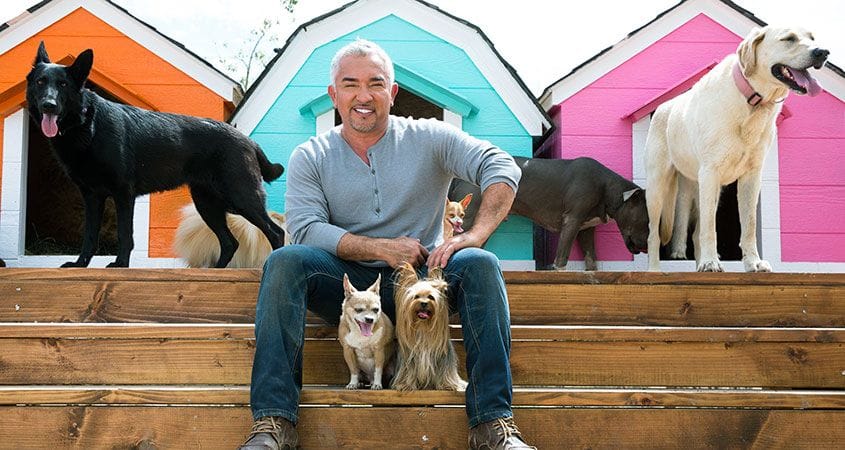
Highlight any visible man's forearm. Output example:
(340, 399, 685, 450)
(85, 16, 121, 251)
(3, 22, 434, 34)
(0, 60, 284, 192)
(337, 233, 429, 268)
(337, 233, 384, 262)
(465, 182, 515, 244)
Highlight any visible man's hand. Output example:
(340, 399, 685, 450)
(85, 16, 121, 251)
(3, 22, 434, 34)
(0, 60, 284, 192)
(380, 237, 430, 268)
(427, 231, 485, 270)
(427, 182, 515, 269)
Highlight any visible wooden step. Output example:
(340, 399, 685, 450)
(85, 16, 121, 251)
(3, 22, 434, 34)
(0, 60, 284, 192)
(1, 269, 843, 326)
(1, 323, 843, 388)
(1, 268, 842, 448)
(0, 406, 843, 449)
(2, 386, 845, 409)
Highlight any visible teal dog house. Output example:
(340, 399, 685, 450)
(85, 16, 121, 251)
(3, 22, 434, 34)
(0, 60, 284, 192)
(230, 0, 551, 269)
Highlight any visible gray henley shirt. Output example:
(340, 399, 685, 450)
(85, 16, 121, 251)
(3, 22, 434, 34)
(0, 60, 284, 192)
(284, 115, 521, 266)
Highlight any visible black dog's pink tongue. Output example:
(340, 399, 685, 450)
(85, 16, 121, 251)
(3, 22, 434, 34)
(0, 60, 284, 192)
(358, 320, 374, 337)
(789, 67, 823, 96)
(41, 114, 58, 137)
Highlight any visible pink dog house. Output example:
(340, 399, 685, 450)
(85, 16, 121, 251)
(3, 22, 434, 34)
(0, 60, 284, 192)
(538, 0, 845, 272)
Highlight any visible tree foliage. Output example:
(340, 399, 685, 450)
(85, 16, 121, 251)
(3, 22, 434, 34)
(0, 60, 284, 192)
(218, 0, 299, 89)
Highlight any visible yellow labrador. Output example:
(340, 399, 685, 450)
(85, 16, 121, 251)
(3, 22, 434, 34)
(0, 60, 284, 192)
(644, 26, 829, 272)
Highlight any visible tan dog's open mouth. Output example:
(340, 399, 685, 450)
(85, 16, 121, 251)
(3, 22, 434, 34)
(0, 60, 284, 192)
(772, 63, 822, 96)
(357, 320, 374, 337)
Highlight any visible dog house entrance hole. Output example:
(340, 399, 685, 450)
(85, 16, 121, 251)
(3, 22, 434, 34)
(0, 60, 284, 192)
(334, 86, 444, 124)
(660, 181, 744, 261)
(25, 84, 121, 256)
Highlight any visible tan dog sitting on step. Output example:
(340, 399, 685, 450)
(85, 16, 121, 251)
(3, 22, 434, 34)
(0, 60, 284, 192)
(338, 274, 395, 390)
(392, 263, 467, 391)
(443, 194, 472, 240)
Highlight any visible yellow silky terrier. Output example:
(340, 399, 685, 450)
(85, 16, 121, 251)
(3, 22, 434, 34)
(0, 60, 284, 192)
(391, 263, 467, 391)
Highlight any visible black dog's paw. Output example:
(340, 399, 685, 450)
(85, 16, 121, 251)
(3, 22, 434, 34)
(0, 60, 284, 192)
(106, 261, 129, 268)
(60, 261, 87, 268)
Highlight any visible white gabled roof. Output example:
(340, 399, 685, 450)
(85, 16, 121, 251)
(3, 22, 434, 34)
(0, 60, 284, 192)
(0, 0, 240, 101)
(231, 0, 551, 136)
(539, 0, 845, 109)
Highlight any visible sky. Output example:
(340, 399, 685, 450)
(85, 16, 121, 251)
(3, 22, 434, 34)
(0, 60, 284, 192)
(1, 0, 842, 95)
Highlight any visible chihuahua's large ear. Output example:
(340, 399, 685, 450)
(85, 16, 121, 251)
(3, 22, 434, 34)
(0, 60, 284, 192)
(368, 273, 381, 294)
(460, 193, 473, 209)
(738, 27, 766, 77)
(34, 41, 50, 66)
(68, 49, 93, 87)
(342, 273, 354, 297)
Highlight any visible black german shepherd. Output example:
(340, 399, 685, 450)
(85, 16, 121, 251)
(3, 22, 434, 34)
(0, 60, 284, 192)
(25, 42, 284, 268)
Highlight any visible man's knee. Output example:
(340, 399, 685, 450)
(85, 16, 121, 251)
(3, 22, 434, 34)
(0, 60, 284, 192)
(264, 244, 313, 272)
(452, 247, 501, 273)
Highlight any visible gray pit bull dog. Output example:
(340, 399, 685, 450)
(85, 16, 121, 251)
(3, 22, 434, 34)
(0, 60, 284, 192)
(450, 156, 649, 270)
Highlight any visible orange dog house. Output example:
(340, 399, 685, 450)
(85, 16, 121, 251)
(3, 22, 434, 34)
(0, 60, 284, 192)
(0, 0, 241, 267)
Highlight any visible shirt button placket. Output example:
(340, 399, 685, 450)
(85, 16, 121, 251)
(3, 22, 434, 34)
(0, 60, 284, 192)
(371, 154, 380, 215)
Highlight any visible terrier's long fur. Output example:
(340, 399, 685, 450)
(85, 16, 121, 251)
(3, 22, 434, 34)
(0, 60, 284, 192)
(443, 194, 472, 240)
(338, 274, 395, 390)
(174, 203, 288, 268)
(392, 263, 466, 391)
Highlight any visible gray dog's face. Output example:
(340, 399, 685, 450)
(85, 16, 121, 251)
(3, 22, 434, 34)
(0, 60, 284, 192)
(616, 189, 649, 254)
(741, 26, 829, 96)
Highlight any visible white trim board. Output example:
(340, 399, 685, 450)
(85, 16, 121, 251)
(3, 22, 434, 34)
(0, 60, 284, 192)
(0, 0, 237, 101)
(231, 0, 548, 136)
(540, 0, 845, 109)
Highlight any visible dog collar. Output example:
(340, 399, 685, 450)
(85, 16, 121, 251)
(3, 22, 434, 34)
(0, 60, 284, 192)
(732, 61, 765, 106)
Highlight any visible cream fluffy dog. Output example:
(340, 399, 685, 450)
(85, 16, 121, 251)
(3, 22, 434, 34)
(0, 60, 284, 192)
(174, 203, 289, 268)
(645, 26, 829, 272)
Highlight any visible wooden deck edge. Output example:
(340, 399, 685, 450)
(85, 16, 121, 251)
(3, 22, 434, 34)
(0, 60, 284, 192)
(1, 386, 843, 409)
(2, 323, 843, 342)
(1, 268, 842, 286)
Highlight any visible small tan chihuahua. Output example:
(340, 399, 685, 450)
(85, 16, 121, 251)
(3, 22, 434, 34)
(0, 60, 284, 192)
(338, 273, 395, 389)
(443, 193, 473, 240)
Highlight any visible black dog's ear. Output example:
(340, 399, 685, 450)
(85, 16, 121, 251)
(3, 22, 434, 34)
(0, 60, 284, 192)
(34, 41, 50, 66)
(68, 49, 94, 87)
(622, 188, 642, 203)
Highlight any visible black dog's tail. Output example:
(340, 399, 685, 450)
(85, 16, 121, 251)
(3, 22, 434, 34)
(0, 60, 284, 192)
(254, 144, 284, 182)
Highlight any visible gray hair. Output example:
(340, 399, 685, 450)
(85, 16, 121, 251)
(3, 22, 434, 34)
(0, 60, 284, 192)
(329, 38, 395, 87)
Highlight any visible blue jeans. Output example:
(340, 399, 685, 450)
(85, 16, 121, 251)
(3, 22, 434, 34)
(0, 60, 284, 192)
(250, 244, 513, 428)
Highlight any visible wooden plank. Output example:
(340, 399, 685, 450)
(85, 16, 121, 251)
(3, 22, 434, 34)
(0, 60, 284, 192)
(0, 406, 842, 449)
(0, 338, 842, 388)
(2, 268, 842, 285)
(2, 279, 843, 326)
(2, 323, 844, 343)
(504, 284, 845, 326)
(2, 386, 844, 409)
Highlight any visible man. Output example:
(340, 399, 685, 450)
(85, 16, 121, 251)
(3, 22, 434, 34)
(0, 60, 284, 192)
(239, 39, 534, 450)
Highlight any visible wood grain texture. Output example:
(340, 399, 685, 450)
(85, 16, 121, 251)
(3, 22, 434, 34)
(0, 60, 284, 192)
(0, 337, 841, 388)
(1, 270, 842, 326)
(0, 406, 842, 449)
(2, 386, 844, 409)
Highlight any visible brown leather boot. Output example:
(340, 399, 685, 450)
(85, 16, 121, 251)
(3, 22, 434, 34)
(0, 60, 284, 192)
(468, 417, 536, 449)
(238, 416, 300, 450)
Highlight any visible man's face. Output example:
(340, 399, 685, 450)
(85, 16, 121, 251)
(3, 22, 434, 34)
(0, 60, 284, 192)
(328, 54, 398, 136)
